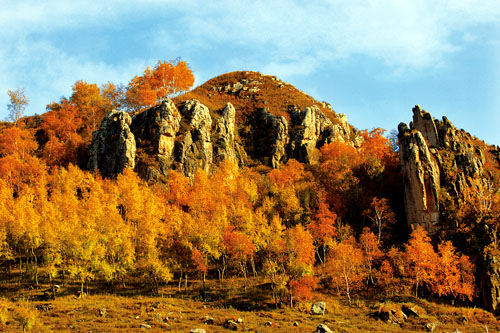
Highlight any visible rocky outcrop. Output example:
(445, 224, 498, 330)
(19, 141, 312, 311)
(90, 98, 359, 178)
(88, 110, 136, 178)
(291, 106, 333, 164)
(174, 100, 213, 178)
(251, 106, 359, 168)
(398, 122, 441, 231)
(213, 103, 238, 165)
(398, 105, 489, 233)
(254, 108, 289, 168)
(481, 248, 500, 313)
(131, 100, 181, 175)
(399, 105, 500, 312)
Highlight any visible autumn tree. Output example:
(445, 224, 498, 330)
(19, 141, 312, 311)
(284, 224, 315, 307)
(70, 80, 109, 133)
(100, 82, 125, 112)
(359, 128, 394, 176)
(459, 176, 500, 247)
(115, 169, 171, 294)
(359, 227, 383, 285)
(325, 237, 365, 304)
(308, 201, 337, 264)
(316, 141, 361, 216)
(0, 127, 37, 160)
(7, 88, 29, 126)
(0, 126, 44, 192)
(431, 240, 475, 301)
(375, 247, 406, 297)
(222, 226, 256, 292)
(261, 214, 288, 305)
(404, 226, 438, 298)
(42, 100, 83, 166)
(125, 59, 195, 110)
(268, 159, 318, 226)
(362, 197, 396, 244)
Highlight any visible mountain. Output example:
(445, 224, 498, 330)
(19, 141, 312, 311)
(398, 105, 500, 311)
(11, 70, 500, 313)
(89, 71, 361, 180)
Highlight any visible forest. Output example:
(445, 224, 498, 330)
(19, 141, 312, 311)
(0, 59, 499, 332)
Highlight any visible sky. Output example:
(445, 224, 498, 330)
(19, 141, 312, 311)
(1, 0, 500, 145)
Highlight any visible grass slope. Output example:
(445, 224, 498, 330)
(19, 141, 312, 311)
(0, 276, 497, 332)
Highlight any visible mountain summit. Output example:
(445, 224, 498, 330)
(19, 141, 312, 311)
(89, 71, 361, 180)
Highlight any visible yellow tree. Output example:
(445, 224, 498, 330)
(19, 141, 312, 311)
(359, 227, 383, 285)
(284, 224, 315, 307)
(325, 237, 365, 304)
(0, 180, 13, 264)
(431, 241, 475, 301)
(125, 59, 194, 110)
(7, 88, 29, 126)
(49, 165, 105, 296)
(115, 169, 170, 294)
(268, 159, 317, 226)
(70, 80, 108, 133)
(261, 214, 287, 305)
(404, 226, 438, 298)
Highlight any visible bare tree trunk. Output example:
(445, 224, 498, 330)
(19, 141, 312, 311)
(31, 247, 38, 288)
(240, 261, 248, 293)
(343, 263, 351, 304)
(250, 257, 257, 279)
(18, 256, 23, 288)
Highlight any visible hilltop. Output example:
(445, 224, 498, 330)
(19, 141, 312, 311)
(89, 71, 360, 181)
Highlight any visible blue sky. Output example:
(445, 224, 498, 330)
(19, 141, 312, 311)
(2, 0, 499, 145)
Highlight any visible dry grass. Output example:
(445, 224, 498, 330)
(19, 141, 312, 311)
(174, 71, 339, 126)
(0, 275, 498, 332)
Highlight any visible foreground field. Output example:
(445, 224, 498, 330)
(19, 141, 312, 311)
(0, 277, 498, 332)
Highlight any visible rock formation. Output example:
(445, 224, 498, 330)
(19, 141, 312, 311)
(290, 106, 333, 164)
(130, 99, 181, 177)
(253, 108, 290, 168)
(399, 105, 500, 312)
(175, 99, 214, 177)
(90, 97, 359, 179)
(398, 105, 488, 232)
(482, 249, 500, 313)
(398, 121, 441, 231)
(88, 109, 136, 178)
(213, 103, 238, 165)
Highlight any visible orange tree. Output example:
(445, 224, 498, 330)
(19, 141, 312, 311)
(125, 58, 194, 110)
(404, 226, 438, 298)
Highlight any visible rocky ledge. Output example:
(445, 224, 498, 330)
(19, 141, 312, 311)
(88, 98, 359, 180)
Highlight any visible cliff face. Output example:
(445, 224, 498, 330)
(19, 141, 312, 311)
(88, 110, 136, 178)
(89, 72, 360, 180)
(398, 105, 500, 312)
(398, 105, 489, 232)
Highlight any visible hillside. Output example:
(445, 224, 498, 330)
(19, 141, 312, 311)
(1, 69, 500, 331)
(175, 71, 338, 123)
(89, 71, 361, 181)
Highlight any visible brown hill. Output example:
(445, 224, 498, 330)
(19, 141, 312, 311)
(89, 71, 361, 180)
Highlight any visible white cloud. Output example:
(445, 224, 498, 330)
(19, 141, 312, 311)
(1, 0, 499, 119)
